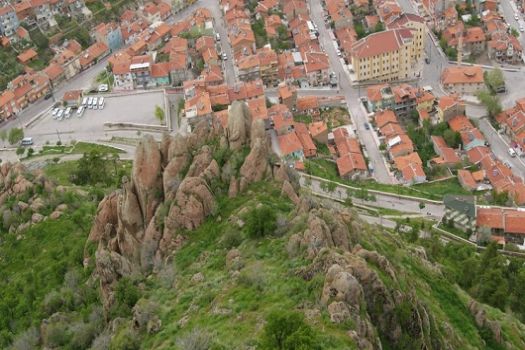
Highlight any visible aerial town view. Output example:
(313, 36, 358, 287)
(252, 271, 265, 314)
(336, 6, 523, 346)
(3, 0, 525, 347)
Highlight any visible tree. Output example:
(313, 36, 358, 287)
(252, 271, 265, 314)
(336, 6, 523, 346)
(476, 90, 502, 119)
(8, 127, 24, 145)
(261, 311, 320, 350)
(0, 129, 7, 143)
(419, 202, 426, 211)
(484, 68, 505, 94)
(443, 129, 461, 148)
(374, 21, 384, 33)
(246, 205, 277, 238)
(154, 105, 165, 124)
(16, 147, 25, 156)
(27, 147, 34, 157)
(72, 150, 120, 186)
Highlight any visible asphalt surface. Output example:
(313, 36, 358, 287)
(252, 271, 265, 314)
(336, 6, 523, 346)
(299, 173, 445, 218)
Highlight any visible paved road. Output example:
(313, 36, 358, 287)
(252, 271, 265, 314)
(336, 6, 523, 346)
(299, 173, 445, 218)
(468, 104, 525, 179)
(499, 0, 525, 50)
(307, 0, 393, 184)
(203, 0, 236, 86)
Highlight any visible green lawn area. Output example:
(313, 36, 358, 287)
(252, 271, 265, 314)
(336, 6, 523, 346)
(44, 158, 131, 186)
(304, 158, 468, 201)
(35, 142, 124, 158)
(293, 114, 313, 124)
(413, 178, 470, 197)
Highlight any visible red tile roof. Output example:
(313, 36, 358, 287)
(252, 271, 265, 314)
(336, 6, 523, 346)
(278, 132, 303, 156)
(350, 28, 413, 58)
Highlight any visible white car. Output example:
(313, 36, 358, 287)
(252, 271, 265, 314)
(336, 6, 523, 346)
(98, 84, 109, 92)
(222, 52, 228, 60)
(51, 108, 59, 117)
(77, 106, 85, 117)
(520, 26, 525, 32)
(515, 13, 520, 20)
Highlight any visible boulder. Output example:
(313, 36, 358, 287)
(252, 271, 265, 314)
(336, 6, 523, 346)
(191, 272, 204, 284)
(17, 201, 29, 211)
(30, 197, 45, 212)
(56, 204, 68, 212)
(50, 211, 62, 220)
(228, 177, 239, 198)
(31, 213, 44, 224)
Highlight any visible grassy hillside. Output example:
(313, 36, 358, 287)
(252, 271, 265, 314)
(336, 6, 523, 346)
(2, 159, 525, 349)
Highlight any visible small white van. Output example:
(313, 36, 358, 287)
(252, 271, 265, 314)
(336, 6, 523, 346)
(509, 148, 517, 157)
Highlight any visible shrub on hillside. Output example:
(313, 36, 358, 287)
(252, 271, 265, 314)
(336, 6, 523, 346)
(260, 311, 320, 350)
(245, 206, 277, 238)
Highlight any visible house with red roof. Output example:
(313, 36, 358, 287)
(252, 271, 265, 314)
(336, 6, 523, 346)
(303, 51, 330, 86)
(430, 135, 461, 167)
(79, 42, 109, 69)
(17, 48, 38, 64)
(43, 62, 65, 85)
(477, 207, 525, 244)
(278, 132, 304, 160)
(0, 91, 18, 120)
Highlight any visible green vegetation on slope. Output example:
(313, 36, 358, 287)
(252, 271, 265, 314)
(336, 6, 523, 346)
(0, 192, 98, 347)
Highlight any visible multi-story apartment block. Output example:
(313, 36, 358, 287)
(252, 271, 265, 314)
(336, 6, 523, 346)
(30, 0, 55, 28)
(386, 13, 426, 62)
(349, 28, 417, 82)
(0, 5, 19, 37)
(95, 22, 123, 52)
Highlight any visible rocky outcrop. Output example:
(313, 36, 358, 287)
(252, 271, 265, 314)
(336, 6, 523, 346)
(281, 180, 300, 205)
(288, 208, 351, 258)
(164, 177, 216, 231)
(87, 192, 119, 243)
(226, 100, 251, 151)
(87, 122, 225, 311)
(163, 134, 191, 199)
(469, 300, 503, 344)
(239, 119, 271, 189)
(132, 135, 162, 225)
(322, 263, 378, 349)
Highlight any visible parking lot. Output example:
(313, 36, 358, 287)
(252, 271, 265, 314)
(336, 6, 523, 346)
(27, 91, 165, 145)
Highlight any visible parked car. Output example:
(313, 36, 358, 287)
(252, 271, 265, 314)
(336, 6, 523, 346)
(98, 84, 109, 92)
(509, 148, 517, 157)
(364, 122, 370, 130)
(21, 137, 33, 146)
(425, 57, 430, 64)
(77, 106, 85, 117)
(52, 108, 59, 117)
(222, 52, 228, 60)
(515, 13, 520, 20)
(216, 33, 220, 41)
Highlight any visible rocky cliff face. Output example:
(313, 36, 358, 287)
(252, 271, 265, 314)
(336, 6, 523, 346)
(85, 101, 280, 311)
